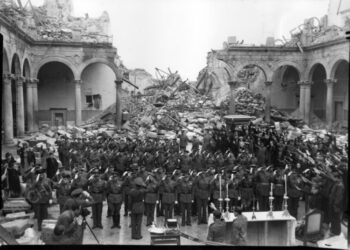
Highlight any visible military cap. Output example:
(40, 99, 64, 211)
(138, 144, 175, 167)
(92, 168, 100, 174)
(62, 171, 71, 178)
(134, 177, 146, 187)
(71, 188, 83, 197)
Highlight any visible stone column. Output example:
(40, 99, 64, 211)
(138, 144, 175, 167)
(15, 76, 25, 138)
(115, 80, 123, 129)
(303, 81, 313, 125)
(325, 79, 337, 128)
(2, 74, 14, 145)
(264, 81, 273, 123)
(25, 78, 34, 133)
(74, 80, 82, 126)
(32, 79, 39, 132)
(298, 82, 306, 120)
(228, 81, 238, 114)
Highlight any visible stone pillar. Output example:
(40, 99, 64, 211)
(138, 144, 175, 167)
(228, 81, 238, 114)
(264, 81, 273, 123)
(15, 76, 25, 138)
(325, 79, 337, 128)
(298, 81, 306, 120)
(2, 74, 14, 145)
(74, 80, 82, 126)
(25, 78, 34, 133)
(115, 80, 123, 129)
(32, 79, 39, 132)
(302, 81, 313, 125)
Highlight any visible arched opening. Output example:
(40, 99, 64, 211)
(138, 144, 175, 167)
(237, 64, 267, 92)
(38, 62, 75, 127)
(80, 63, 116, 121)
(271, 65, 300, 113)
(332, 60, 349, 127)
(23, 59, 30, 132)
(11, 54, 21, 137)
(310, 63, 327, 121)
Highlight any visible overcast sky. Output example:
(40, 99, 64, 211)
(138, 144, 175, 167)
(30, 0, 330, 81)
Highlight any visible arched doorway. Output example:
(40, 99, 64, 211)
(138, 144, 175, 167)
(11, 53, 21, 137)
(80, 63, 116, 121)
(332, 60, 349, 127)
(237, 64, 267, 92)
(271, 65, 300, 113)
(38, 62, 75, 127)
(310, 63, 327, 121)
(23, 59, 30, 132)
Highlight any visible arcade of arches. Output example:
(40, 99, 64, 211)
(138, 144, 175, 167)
(2, 54, 122, 145)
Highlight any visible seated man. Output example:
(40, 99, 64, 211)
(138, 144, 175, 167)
(207, 210, 226, 243)
(49, 199, 86, 245)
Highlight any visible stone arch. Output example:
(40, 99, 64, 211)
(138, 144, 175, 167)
(309, 63, 327, 121)
(2, 48, 10, 73)
(23, 58, 31, 77)
(329, 56, 349, 79)
(306, 62, 328, 80)
(78, 58, 118, 79)
(272, 61, 302, 80)
(34, 57, 79, 79)
(11, 53, 21, 75)
(216, 59, 236, 81)
(236, 62, 269, 81)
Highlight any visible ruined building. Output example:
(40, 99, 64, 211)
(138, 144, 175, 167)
(198, 0, 349, 129)
(1, 0, 126, 145)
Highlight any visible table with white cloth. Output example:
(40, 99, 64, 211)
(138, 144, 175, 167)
(208, 211, 296, 246)
(317, 234, 348, 249)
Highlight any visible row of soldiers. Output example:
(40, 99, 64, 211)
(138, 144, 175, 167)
(18, 120, 347, 238)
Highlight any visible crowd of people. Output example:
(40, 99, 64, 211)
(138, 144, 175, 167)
(1, 121, 348, 244)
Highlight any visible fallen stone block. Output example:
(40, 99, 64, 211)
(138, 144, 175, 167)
(45, 130, 55, 138)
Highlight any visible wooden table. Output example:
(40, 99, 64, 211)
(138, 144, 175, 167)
(208, 211, 296, 246)
(150, 231, 181, 245)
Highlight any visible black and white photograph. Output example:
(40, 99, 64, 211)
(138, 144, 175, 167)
(0, 0, 349, 247)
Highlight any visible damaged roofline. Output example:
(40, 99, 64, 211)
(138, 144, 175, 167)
(214, 37, 347, 53)
(0, 13, 113, 48)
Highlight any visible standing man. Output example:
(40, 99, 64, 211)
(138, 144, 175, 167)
(31, 167, 52, 231)
(328, 170, 344, 236)
(160, 174, 177, 225)
(54, 171, 72, 213)
(231, 206, 248, 246)
(144, 174, 159, 226)
(287, 171, 302, 219)
(177, 174, 194, 226)
(271, 169, 285, 211)
(128, 177, 146, 240)
(194, 171, 210, 224)
(88, 169, 106, 229)
(106, 170, 124, 229)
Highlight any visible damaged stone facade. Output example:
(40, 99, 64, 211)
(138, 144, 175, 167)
(1, 0, 127, 145)
(198, 1, 349, 129)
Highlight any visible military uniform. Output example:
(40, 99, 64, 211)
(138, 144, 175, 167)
(128, 178, 146, 240)
(30, 168, 52, 231)
(231, 213, 248, 246)
(254, 170, 270, 211)
(88, 171, 106, 229)
(207, 219, 226, 242)
(272, 172, 285, 211)
(105, 173, 122, 228)
(194, 173, 210, 224)
(177, 175, 194, 226)
(144, 176, 159, 226)
(287, 172, 302, 219)
(54, 173, 72, 213)
(160, 176, 177, 225)
(227, 177, 241, 211)
(240, 174, 254, 211)
(328, 177, 344, 235)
